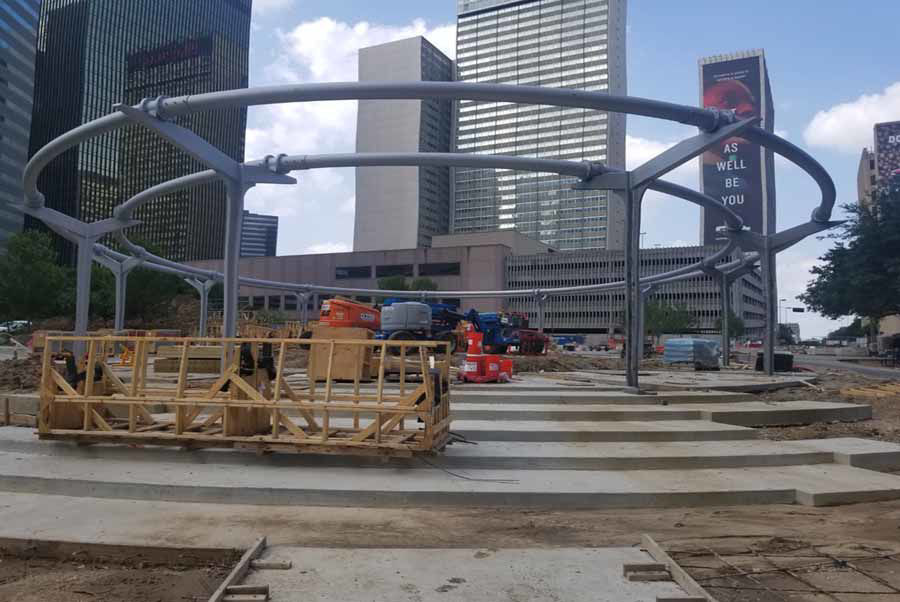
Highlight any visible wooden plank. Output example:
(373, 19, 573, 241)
(208, 536, 267, 602)
(204, 366, 237, 399)
(278, 413, 307, 439)
(91, 409, 113, 432)
(99, 362, 129, 395)
(641, 534, 718, 602)
(39, 344, 54, 434)
(50, 370, 79, 398)
(324, 341, 335, 402)
(279, 378, 320, 432)
(225, 585, 269, 595)
(176, 340, 190, 398)
(84, 340, 98, 397)
(250, 559, 292, 570)
(376, 342, 387, 403)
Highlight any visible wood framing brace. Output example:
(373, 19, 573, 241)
(38, 335, 452, 457)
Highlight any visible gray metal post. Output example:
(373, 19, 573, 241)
(760, 247, 777, 375)
(74, 239, 95, 357)
(624, 185, 646, 390)
(185, 278, 215, 336)
(720, 271, 731, 367)
(113, 269, 128, 331)
(536, 293, 546, 333)
(294, 292, 308, 325)
(222, 179, 246, 339)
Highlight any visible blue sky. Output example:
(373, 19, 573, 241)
(245, 0, 900, 337)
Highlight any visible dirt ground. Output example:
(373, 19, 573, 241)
(512, 352, 624, 372)
(0, 555, 230, 602)
(0, 355, 41, 391)
(752, 369, 900, 444)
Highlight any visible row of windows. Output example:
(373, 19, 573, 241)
(335, 262, 462, 280)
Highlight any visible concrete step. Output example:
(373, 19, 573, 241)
(449, 389, 755, 405)
(0, 449, 898, 508)
(451, 401, 871, 426)
(4, 428, 897, 472)
(452, 419, 757, 442)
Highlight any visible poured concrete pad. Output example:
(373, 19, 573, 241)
(2, 449, 900, 508)
(453, 419, 757, 442)
(453, 400, 872, 426)
(453, 388, 753, 404)
(242, 546, 690, 602)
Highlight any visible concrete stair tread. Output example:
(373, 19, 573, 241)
(452, 420, 753, 432)
(1, 450, 899, 507)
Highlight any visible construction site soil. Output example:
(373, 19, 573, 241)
(0, 555, 230, 602)
(0, 355, 41, 391)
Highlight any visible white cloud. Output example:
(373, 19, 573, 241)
(252, 0, 295, 16)
(305, 242, 351, 254)
(626, 134, 702, 247)
(339, 196, 355, 215)
(245, 17, 455, 255)
(803, 82, 900, 152)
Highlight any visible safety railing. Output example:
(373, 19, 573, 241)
(38, 335, 452, 457)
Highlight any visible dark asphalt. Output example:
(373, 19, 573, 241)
(793, 353, 900, 379)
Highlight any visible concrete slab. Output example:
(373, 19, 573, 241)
(543, 370, 816, 392)
(453, 419, 757, 442)
(452, 400, 871, 426)
(793, 438, 900, 472)
(242, 546, 690, 602)
(452, 389, 755, 405)
(1, 449, 898, 508)
(0, 427, 842, 471)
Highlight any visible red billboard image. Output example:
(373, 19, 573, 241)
(700, 56, 765, 244)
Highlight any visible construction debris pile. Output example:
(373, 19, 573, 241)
(0, 355, 42, 391)
(511, 353, 623, 373)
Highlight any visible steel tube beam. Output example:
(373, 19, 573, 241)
(761, 248, 778, 375)
(222, 179, 246, 339)
(720, 272, 731, 367)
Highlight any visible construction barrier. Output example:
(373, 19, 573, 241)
(37, 335, 452, 457)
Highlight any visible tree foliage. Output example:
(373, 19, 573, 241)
(800, 189, 900, 322)
(828, 318, 868, 339)
(376, 276, 439, 292)
(644, 300, 696, 342)
(0, 231, 69, 321)
(714, 309, 746, 339)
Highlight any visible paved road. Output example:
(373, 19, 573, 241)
(793, 354, 900, 379)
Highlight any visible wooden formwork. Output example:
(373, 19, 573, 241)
(37, 335, 452, 457)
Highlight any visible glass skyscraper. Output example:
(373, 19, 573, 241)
(453, 0, 627, 251)
(28, 0, 251, 263)
(0, 0, 40, 254)
(240, 210, 278, 257)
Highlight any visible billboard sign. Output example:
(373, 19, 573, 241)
(127, 37, 213, 73)
(699, 55, 768, 244)
(875, 121, 900, 184)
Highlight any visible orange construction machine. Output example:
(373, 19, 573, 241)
(318, 298, 381, 330)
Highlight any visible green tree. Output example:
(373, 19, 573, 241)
(410, 277, 438, 291)
(377, 275, 409, 291)
(376, 276, 438, 293)
(778, 324, 797, 345)
(714, 309, 746, 339)
(0, 231, 69, 321)
(828, 318, 868, 339)
(800, 191, 900, 326)
(644, 300, 696, 343)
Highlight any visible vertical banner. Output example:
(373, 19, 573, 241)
(700, 55, 766, 244)
(874, 121, 900, 185)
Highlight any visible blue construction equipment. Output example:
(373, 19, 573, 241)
(375, 300, 548, 355)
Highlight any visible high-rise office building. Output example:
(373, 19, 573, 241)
(698, 50, 775, 244)
(0, 0, 40, 254)
(240, 210, 278, 257)
(354, 36, 454, 252)
(28, 0, 251, 263)
(452, 0, 627, 251)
